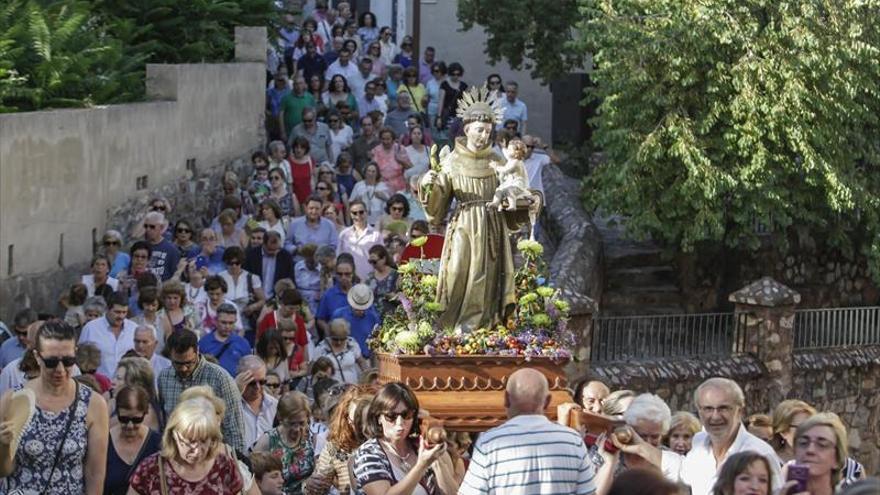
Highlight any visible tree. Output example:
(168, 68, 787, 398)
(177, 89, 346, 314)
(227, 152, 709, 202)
(461, 0, 880, 276)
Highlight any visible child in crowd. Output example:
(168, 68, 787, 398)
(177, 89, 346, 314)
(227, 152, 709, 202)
(62, 282, 88, 330)
(249, 150, 272, 206)
(295, 356, 334, 405)
(250, 452, 284, 495)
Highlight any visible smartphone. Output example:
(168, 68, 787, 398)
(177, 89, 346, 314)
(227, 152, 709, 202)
(786, 463, 809, 493)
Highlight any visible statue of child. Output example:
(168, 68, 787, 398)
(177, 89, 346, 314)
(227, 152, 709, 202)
(489, 139, 531, 211)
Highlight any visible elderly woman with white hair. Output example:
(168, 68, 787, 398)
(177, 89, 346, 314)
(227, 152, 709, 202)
(591, 393, 685, 494)
(101, 229, 130, 278)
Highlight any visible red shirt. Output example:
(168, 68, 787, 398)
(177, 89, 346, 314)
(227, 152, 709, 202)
(256, 310, 308, 345)
(289, 156, 315, 205)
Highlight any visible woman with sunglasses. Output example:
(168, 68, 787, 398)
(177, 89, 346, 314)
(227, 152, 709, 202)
(253, 391, 316, 495)
(267, 169, 301, 219)
(485, 73, 504, 105)
(378, 27, 398, 65)
(392, 36, 415, 69)
(172, 219, 200, 259)
(366, 42, 387, 78)
(0, 320, 109, 495)
(352, 382, 457, 495)
(101, 229, 130, 278)
(436, 63, 468, 131)
(104, 385, 161, 494)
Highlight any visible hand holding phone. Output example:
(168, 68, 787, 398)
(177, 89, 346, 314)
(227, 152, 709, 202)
(786, 463, 809, 494)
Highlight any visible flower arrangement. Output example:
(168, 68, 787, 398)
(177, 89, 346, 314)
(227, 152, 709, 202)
(369, 238, 574, 359)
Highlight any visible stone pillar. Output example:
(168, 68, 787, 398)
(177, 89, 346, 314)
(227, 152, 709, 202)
(234, 26, 267, 63)
(729, 277, 800, 407)
(566, 293, 598, 379)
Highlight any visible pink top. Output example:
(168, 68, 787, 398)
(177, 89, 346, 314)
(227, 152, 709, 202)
(371, 143, 407, 192)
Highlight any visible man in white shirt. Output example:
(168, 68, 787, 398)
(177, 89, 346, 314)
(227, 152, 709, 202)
(681, 377, 784, 495)
(499, 82, 528, 134)
(236, 355, 278, 451)
(459, 368, 596, 495)
(347, 58, 374, 101)
(78, 292, 137, 376)
(325, 48, 359, 84)
(133, 324, 170, 384)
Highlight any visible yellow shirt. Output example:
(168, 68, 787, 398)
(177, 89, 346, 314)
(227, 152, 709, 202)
(397, 84, 427, 113)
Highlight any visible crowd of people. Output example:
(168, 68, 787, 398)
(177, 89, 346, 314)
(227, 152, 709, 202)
(0, 1, 875, 494)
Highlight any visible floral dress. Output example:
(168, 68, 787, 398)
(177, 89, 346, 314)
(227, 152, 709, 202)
(367, 269, 399, 317)
(267, 427, 315, 495)
(129, 452, 243, 495)
(5, 383, 92, 495)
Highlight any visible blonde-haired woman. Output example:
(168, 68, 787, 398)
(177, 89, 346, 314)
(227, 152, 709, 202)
(127, 398, 243, 494)
(665, 411, 701, 456)
(771, 399, 816, 463)
(254, 391, 315, 494)
(788, 412, 849, 495)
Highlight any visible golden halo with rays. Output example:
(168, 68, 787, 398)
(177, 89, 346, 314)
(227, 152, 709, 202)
(456, 86, 505, 125)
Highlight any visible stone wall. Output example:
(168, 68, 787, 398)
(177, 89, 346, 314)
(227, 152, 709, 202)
(586, 347, 880, 473)
(0, 27, 267, 322)
(577, 278, 880, 474)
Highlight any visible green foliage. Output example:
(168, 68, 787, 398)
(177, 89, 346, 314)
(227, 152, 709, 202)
(577, 0, 880, 269)
(0, 0, 276, 111)
(457, 0, 584, 81)
(93, 0, 276, 64)
(463, 0, 880, 278)
(0, 0, 139, 111)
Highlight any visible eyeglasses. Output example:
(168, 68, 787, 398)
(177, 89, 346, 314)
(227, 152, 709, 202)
(118, 414, 146, 425)
(172, 357, 199, 369)
(103, 240, 121, 246)
(144, 224, 159, 230)
(698, 405, 736, 415)
(350, 210, 365, 216)
(39, 354, 77, 369)
(795, 436, 836, 451)
(382, 410, 415, 422)
(176, 228, 191, 234)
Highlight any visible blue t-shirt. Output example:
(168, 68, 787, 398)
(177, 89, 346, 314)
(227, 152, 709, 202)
(332, 305, 380, 358)
(148, 239, 181, 281)
(109, 253, 130, 278)
(317, 285, 349, 323)
(198, 332, 251, 376)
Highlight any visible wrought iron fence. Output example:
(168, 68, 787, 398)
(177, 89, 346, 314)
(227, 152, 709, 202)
(794, 306, 880, 349)
(589, 312, 747, 363)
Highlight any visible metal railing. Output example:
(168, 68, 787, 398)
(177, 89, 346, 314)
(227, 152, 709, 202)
(589, 312, 747, 363)
(794, 306, 880, 349)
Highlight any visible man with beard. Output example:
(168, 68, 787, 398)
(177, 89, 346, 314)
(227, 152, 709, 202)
(157, 329, 246, 453)
(78, 292, 137, 376)
(681, 377, 783, 495)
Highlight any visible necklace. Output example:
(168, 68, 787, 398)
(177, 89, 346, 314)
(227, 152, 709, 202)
(382, 440, 415, 472)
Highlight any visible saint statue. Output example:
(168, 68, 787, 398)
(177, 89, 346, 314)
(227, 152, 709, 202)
(419, 87, 536, 332)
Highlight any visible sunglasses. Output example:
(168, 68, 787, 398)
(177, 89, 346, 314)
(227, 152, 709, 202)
(176, 228, 191, 234)
(151, 205, 166, 211)
(330, 336, 347, 343)
(227, 260, 241, 266)
(283, 336, 298, 342)
(303, 118, 315, 123)
(382, 410, 415, 422)
(451, 72, 462, 76)
(40, 354, 77, 368)
(351, 210, 365, 216)
(248, 379, 268, 387)
(489, 80, 502, 85)
(118, 414, 146, 425)
(144, 224, 159, 230)
(270, 176, 283, 181)
(368, 258, 379, 265)
(336, 271, 353, 277)
(390, 206, 404, 211)
(265, 381, 281, 388)
(329, 119, 339, 123)
(104, 240, 121, 246)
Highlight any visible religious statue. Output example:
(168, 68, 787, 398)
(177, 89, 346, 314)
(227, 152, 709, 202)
(419, 87, 539, 332)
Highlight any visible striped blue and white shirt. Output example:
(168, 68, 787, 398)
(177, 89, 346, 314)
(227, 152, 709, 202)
(458, 414, 597, 495)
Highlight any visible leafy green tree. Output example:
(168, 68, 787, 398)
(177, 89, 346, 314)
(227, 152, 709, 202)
(94, 0, 276, 64)
(0, 0, 138, 111)
(460, 0, 880, 275)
